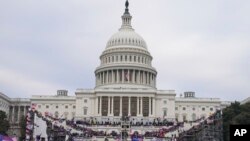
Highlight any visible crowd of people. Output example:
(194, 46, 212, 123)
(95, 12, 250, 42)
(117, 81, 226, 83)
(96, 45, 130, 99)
(31, 109, 221, 141)
(67, 117, 175, 127)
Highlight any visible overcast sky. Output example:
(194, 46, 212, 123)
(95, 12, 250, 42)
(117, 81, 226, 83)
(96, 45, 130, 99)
(0, 0, 249, 101)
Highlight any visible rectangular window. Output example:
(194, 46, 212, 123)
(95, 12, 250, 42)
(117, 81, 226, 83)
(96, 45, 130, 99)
(163, 109, 167, 117)
(84, 108, 88, 115)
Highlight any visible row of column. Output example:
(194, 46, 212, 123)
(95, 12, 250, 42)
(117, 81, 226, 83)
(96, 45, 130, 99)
(96, 69, 156, 87)
(101, 54, 150, 65)
(96, 96, 155, 117)
(9, 106, 29, 123)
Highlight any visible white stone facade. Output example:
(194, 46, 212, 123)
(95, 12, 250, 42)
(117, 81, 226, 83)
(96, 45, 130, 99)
(0, 92, 10, 115)
(31, 90, 76, 120)
(0, 92, 30, 137)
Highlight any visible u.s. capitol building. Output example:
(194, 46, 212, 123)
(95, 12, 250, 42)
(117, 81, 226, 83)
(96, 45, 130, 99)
(1, 0, 235, 137)
(30, 1, 223, 123)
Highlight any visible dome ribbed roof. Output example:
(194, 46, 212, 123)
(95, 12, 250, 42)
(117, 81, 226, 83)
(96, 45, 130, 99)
(106, 29, 147, 49)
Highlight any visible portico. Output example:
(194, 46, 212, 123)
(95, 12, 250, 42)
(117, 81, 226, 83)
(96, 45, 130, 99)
(96, 96, 155, 117)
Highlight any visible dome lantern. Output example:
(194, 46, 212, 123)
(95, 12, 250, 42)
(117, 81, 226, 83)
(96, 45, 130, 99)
(120, 0, 133, 30)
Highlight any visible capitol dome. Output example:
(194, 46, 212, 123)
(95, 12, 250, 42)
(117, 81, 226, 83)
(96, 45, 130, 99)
(95, 0, 157, 89)
(106, 27, 147, 49)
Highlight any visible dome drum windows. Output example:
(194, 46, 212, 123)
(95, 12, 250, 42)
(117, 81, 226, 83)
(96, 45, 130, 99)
(106, 37, 147, 48)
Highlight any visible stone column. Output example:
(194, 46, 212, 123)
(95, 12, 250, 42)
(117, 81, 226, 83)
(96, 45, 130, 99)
(152, 74, 155, 86)
(119, 97, 122, 116)
(102, 72, 104, 84)
(140, 97, 143, 116)
(147, 72, 149, 84)
(100, 96, 102, 116)
(111, 97, 114, 116)
(12, 106, 15, 123)
(153, 98, 156, 116)
(149, 73, 151, 85)
(95, 97, 99, 115)
(108, 96, 110, 116)
(149, 97, 152, 116)
(136, 97, 139, 116)
(143, 71, 146, 84)
(106, 71, 109, 83)
(24, 106, 27, 116)
(128, 97, 131, 116)
(17, 106, 21, 123)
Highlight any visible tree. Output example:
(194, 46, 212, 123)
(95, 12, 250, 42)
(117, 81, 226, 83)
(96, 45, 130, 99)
(223, 101, 250, 141)
(0, 110, 10, 135)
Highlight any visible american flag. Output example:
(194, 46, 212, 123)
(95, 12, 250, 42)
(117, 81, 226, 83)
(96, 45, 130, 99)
(125, 70, 129, 81)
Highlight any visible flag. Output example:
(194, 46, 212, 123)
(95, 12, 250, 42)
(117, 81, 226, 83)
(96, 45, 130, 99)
(125, 70, 129, 81)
